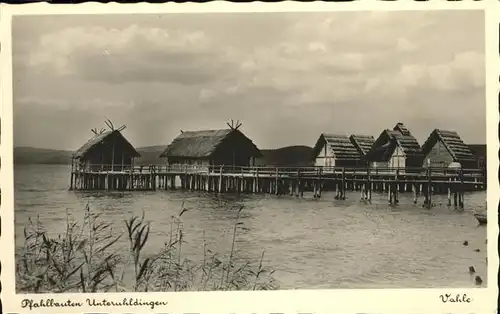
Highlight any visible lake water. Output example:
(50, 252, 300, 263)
(14, 164, 488, 289)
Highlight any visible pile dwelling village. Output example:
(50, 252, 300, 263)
(70, 120, 486, 209)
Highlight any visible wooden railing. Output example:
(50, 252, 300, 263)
(72, 163, 485, 178)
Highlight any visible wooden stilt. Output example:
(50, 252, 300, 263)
(218, 166, 223, 193)
(459, 168, 465, 209)
(426, 166, 432, 209)
(294, 179, 298, 197)
(275, 168, 280, 196)
(412, 184, 418, 204)
(317, 168, 322, 199)
(447, 178, 452, 206)
(394, 170, 399, 204)
(388, 183, 392, 204)
(367, 166, 372, 202)
(341, 167, 346, 200)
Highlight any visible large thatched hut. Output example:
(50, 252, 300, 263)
(365, 122, 423, 172)
(421, 129, 476, 169)
(73, 128, 140, 172)
(312, 133, 361, 168)
(159, 127, 261, 168)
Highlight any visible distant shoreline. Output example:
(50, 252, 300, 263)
(13, 145, 317, 166)
(13, 144, 486, 166)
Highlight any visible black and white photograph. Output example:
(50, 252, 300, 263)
(3, 4, 495, 307)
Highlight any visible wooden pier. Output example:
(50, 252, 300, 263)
(70, 163, 486, 209)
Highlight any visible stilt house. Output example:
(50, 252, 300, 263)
(365, 122, 423, 173)
(72, 122, 140, 172)
(421, 129, 476, 170)
(349, 134, 376, 166)
(312, 133, 361, 168)
(159, 121, 261, 169)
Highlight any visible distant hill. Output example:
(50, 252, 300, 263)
(135, 145, 167, 165)
(468, 144, 486, 158)
(13, 145, 315, 166)
(13, 144, 485, 168)
(13, 146, 167, 165)
(256, 145, 314, 166)
(14, 147, 74, 165)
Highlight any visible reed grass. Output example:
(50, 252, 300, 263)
(16, 203, 279, 293)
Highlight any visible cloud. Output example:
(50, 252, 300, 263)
(392, 50, 484, 92)
(26, 25, 236, 85)
(12, 11, 486, 149)
(19, 12, 484, 95)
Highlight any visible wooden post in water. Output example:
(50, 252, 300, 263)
(257, 167, 260, 193)
(459, 168, 465, 209)
(453, 177, 458, 207)
(295, 170, 300, 197)
(218, 166, 223, 193)
(367, 166, 372, 202)
(426, 163, 432, 209)
(275, 168, 279, 195)
(252, 168, 257, 193)
(388, 182, 392, 204)
(152, 169, 156, 191)
(341, 167, 346, 200)
(412, 183, 418, 204)
(313, 168, 318, 198)
(447, 177, 452, 206)
(300, 174, 304, 198)
(317, 167, 322, 199)
(394, 169, 399, 204)
(239, 169, 243, 193)
(334, 168, 341, 200)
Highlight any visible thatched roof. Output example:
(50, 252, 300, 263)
(366, 123, 423, 163)
(349, 134, 375, 156)
(313, 133, 361, 160)
(74, 130, 140, 159)
(159, 128, 261, 159)
(422, 129, 476, 165)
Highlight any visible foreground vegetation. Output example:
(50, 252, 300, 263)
(17, 204, 279, 293)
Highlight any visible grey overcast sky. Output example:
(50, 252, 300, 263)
(12, 10, 485, 150)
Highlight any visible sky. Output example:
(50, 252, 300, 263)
(12, 10, 485, 150)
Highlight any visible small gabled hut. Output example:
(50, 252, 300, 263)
(349, 134, 376, 165)
(365, 122, 423, 172)
(73, 121, 140, 172)
(312, 133, 361, 168)
(159, 121, 261, 168)
(421, 129, 476, 169)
